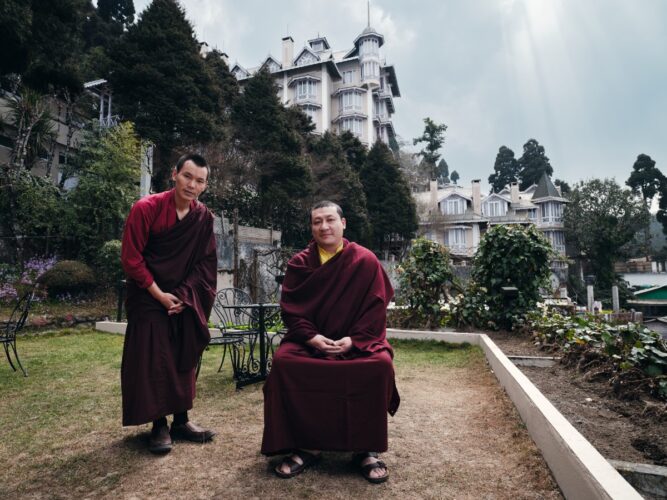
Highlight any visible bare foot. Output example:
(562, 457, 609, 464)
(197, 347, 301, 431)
(275, 449, 320, 477)
(361, 455, 388, 480)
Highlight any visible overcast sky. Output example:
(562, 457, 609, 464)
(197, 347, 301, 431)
(134, 0, 666, 190)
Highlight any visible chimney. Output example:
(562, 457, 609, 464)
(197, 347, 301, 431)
(282, 36, 294, 68)
(510, 182, 519, 204)
(430, 179, 438, 213)
(472, 179, 481, 216)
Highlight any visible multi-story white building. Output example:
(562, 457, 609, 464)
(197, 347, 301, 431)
(230, 25, 400, 147)
(416, 174, 569, 285)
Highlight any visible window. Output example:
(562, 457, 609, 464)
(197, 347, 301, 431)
(342, 70, 355, 84)
(296, 80, 316, 101)
(300, 106, 317, 122)
(311, 41, 323, 52)
(361, 61, 379, 80)
(483, 200, 505, 217)
(339, 117, 363, 138)
(339, 90, 362, 112)
(545, 231, 566, 253)
(361, 38, 379, 56)
(527, 209, 537, 220)
(443, 198, 466, 215)
(541, 202, 563, 222)
(444, 228, 467, 247)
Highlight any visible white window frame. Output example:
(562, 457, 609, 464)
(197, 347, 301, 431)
(296, 80, 317, 101)
(444, 198, 466, 215)
(342, 70, 355, 84)
(541, 202, 563, 222)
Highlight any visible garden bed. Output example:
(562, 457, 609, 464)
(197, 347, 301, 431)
(490, 331, 667, 467)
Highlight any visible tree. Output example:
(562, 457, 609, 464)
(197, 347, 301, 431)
(230, 69, 313, 246)
(436, 158, 449, 184)
(109, 0, 222, 190)
(309, 132, 370, 245)
(450, 170, 459, 184)
(97, 0, 135, 27)
(554, 178, 571, 195)
(488, 146, 519, 193)
(413, 117, 447, 180)
(518, 139, 553, 190)
(472, 224, 552, 329)
(64, 122, 141, 262)
(564, 179, 649, 292)
(360, 141, 417, 255)
(626, 154, 666, 257)
(338, 130, 367, 173)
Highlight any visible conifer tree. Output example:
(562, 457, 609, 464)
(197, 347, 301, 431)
(488, 146, 520, 193)
(360, 141, 417, 255)
(310, 132, 370, 245)
(109, 0, 221, 190)
(338, 131, 367, 173)
(518, 138, 553, 190)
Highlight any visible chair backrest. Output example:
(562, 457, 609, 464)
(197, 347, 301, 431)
(211, 288, 255, 333)
(3, 289, 35, 341)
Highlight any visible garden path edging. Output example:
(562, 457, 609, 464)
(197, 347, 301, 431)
(386, 328, 642, 500)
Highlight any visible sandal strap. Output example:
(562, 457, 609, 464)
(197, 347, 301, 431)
(361, 460, 387, 473)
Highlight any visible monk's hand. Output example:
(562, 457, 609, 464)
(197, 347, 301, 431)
(159, 292, 183, 315)
(307, 334, 340, 354)
(333, 336, 353, 354)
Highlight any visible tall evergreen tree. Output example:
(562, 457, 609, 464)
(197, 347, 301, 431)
(360, 141, 417, 255)
(450, 170, 459, 184)
(436, 158, 449, 184)
(97, 0, 135, 27)
(109, 0, 221, 190)
(0, 0, 87, 94)
(518, 138, 553, 190)
(231, 69, 313, 246)
(488, 146, 519, 193)
(338, 131, 367, 173)
(413, 117, 447, 180)
(309, 132, 370, 245)
(626, 154, 666, 255)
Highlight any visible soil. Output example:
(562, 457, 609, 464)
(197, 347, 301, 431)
(489, 331, 667, 467)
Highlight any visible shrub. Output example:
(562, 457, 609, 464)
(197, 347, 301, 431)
(396, 238, 461, 329)
(97, 240, 123, 285)
(472, 224, 552, 329)
(37, 260, 97, 297)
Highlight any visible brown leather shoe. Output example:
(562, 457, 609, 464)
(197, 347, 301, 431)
(148, 425, 172, 454)
(170, 421, 216, 443)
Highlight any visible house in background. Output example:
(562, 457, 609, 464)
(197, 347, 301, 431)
(414, 173, 569, 288)
(229, 22, 400, 147)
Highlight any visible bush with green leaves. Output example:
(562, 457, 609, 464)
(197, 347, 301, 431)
(396, 238, 460, 329)
(37, 260, 97, 297)
(96, 240, 123, 286)
(449, 283, 494, 330)
(528, 309, 667, 400)
(472, 224, 552, 329)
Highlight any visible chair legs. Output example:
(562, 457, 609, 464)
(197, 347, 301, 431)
(3, 340, 27, 377)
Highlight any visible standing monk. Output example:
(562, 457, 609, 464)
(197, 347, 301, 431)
(262, 200, 399, 483)
(121, 153, 217, 454)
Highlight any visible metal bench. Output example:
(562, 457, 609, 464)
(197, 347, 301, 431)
(1, 287, 35, 377)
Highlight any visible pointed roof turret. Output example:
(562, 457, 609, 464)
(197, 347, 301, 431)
(532, 173, 567, 201)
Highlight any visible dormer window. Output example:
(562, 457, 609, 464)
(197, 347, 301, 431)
(311, 41, 324, 52)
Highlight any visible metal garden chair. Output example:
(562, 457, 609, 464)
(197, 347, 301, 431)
(1, 287, 35, 377)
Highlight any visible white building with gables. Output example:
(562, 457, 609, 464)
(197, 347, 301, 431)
(229, 24, 400, 147)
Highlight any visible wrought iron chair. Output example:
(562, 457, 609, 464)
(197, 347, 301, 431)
(197, 288, 256, 378)
(1, 288, 35, 377)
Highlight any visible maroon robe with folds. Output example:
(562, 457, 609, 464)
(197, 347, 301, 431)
(261, 239, 400, 455)
(121, 198, 217, 426)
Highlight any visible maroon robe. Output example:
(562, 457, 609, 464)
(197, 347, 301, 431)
(121, 197, 217, 426)
(261, 240, 400, 455)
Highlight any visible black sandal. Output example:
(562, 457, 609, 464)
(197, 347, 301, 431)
(352, 452, 389, 484)
(274, 450, 321, 479)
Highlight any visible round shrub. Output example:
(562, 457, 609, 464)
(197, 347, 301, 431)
(97, 240, 123, 285)
(37, 260, 97, 297)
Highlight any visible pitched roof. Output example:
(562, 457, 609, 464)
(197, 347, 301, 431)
(532, 173, 566, 201)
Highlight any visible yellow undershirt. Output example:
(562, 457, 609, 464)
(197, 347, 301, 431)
(318, 242, 344, 265)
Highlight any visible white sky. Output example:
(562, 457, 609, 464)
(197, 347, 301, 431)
(133, 0, 667, 190)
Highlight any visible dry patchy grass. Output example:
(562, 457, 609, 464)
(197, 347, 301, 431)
(0, 332, 561, 499)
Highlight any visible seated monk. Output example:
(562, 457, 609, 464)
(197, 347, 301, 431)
(261, 200, 400, 483)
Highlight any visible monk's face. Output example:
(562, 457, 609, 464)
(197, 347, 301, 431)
(311, 206, 346, 253)
(172, 160, 208, 203)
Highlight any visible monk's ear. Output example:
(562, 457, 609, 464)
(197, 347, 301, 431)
(341, 217, 346, 229)
(171, 168, 178, 181)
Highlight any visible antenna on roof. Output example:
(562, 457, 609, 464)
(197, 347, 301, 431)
(367, 0, 370, 27)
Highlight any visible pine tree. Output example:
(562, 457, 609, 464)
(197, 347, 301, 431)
(437, 158, 449, 184)
(413, 117, 447, 180)
(310, 132, 370, 245)
(338, 131, 367, 173)
(518, 139, 553, 190)
(109, 0, 222, 190)
(97, 0, 135, 27)
(360, 141, 417, 255)
(488, 146, 519, 193)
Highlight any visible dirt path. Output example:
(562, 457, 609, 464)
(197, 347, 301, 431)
(5, 345, 561, 499)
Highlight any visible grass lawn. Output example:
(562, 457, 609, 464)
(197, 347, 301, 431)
(0, 330, 560, 499)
